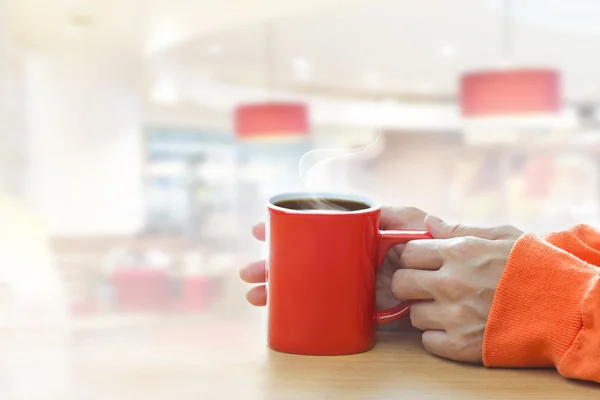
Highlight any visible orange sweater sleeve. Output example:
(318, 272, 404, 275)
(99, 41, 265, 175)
(545, 224, 600, 266)
(483, 227, 600, 383)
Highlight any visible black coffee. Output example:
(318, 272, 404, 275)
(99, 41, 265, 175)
(274, 198, 370, 212)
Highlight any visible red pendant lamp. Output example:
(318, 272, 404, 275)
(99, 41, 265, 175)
(234, 23, 310, 140)
(460, 69, 561, 117)
(234, 102, 309, 140)
(460, 0, 561, 118)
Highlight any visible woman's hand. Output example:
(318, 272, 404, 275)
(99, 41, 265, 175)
(392, 216, 523, 363)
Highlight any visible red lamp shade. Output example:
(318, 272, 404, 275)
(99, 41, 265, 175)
(460, 69, 561, 117)
(234, 102, 309, 139)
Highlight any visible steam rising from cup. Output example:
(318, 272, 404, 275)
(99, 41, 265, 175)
(296, 133, 384, 211)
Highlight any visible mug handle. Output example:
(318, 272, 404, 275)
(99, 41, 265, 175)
(374, 230, 433, 324)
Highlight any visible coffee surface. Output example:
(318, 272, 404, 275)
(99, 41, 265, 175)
(274, 198, 370, 212)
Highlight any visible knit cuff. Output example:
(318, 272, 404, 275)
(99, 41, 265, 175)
(483, 234, 593, 367)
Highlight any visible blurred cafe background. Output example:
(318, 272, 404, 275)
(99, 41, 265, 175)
(1, 0, 600, 396)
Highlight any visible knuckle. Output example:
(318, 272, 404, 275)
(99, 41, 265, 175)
(484, 225, 523, 240)
(405, 206, 426, 216)
(400, 207, 427, 224)
(409, 302, 427, 330)
(399, 242, 416, 265)
(448, 333, 481, 362)
(391, 269, 406, 298)
(445, 237, 478, 259)
(409, 306, 420, 328)
(496, 225, 524, 239)
(485, 226, 504, 240)
(447, 336, 468, 355)
(445, 305, 464, 326)
(449, 224, 467, 237)
(381, 206, 427, 229)
(435, 272, 466, 300)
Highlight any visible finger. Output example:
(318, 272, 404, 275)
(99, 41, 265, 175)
(421, 330, 453, 359)
(425, 215, 520, 241)
(399, 239, 445, 270)
(380, 207, 427, 261)
(380, 207, 427, 230)
(410, 301, 445, 331)
(392, 269, 436, 301)
(252, 223, 266, 241)
(239, 260, 266, 283)
(246, 285, 267, 306)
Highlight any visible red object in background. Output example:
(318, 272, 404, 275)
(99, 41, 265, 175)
(234, 103, 309, 139)
(267, 193, 432, 356)
(111, 269, 169, 312)
(460, 69, 561, 116)
(176, 276, 223, 311)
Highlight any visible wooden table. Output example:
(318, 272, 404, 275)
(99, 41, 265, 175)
(260, 332, 599, 400)
(1, 314, 597, 399)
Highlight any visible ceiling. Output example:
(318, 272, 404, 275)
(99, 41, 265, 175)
(3, 0, 361, 55)
(159, 0, 600, 104)
(6, 0, 600, 107)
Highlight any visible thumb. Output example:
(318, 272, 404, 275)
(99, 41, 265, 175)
(425, 215, 495, 240)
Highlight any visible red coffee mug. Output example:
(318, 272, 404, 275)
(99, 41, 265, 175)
(267, 193, 432, 356)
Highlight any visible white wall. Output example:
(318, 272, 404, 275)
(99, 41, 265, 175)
(143, 101, 232, 131)
(26, 53, 143, 236)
